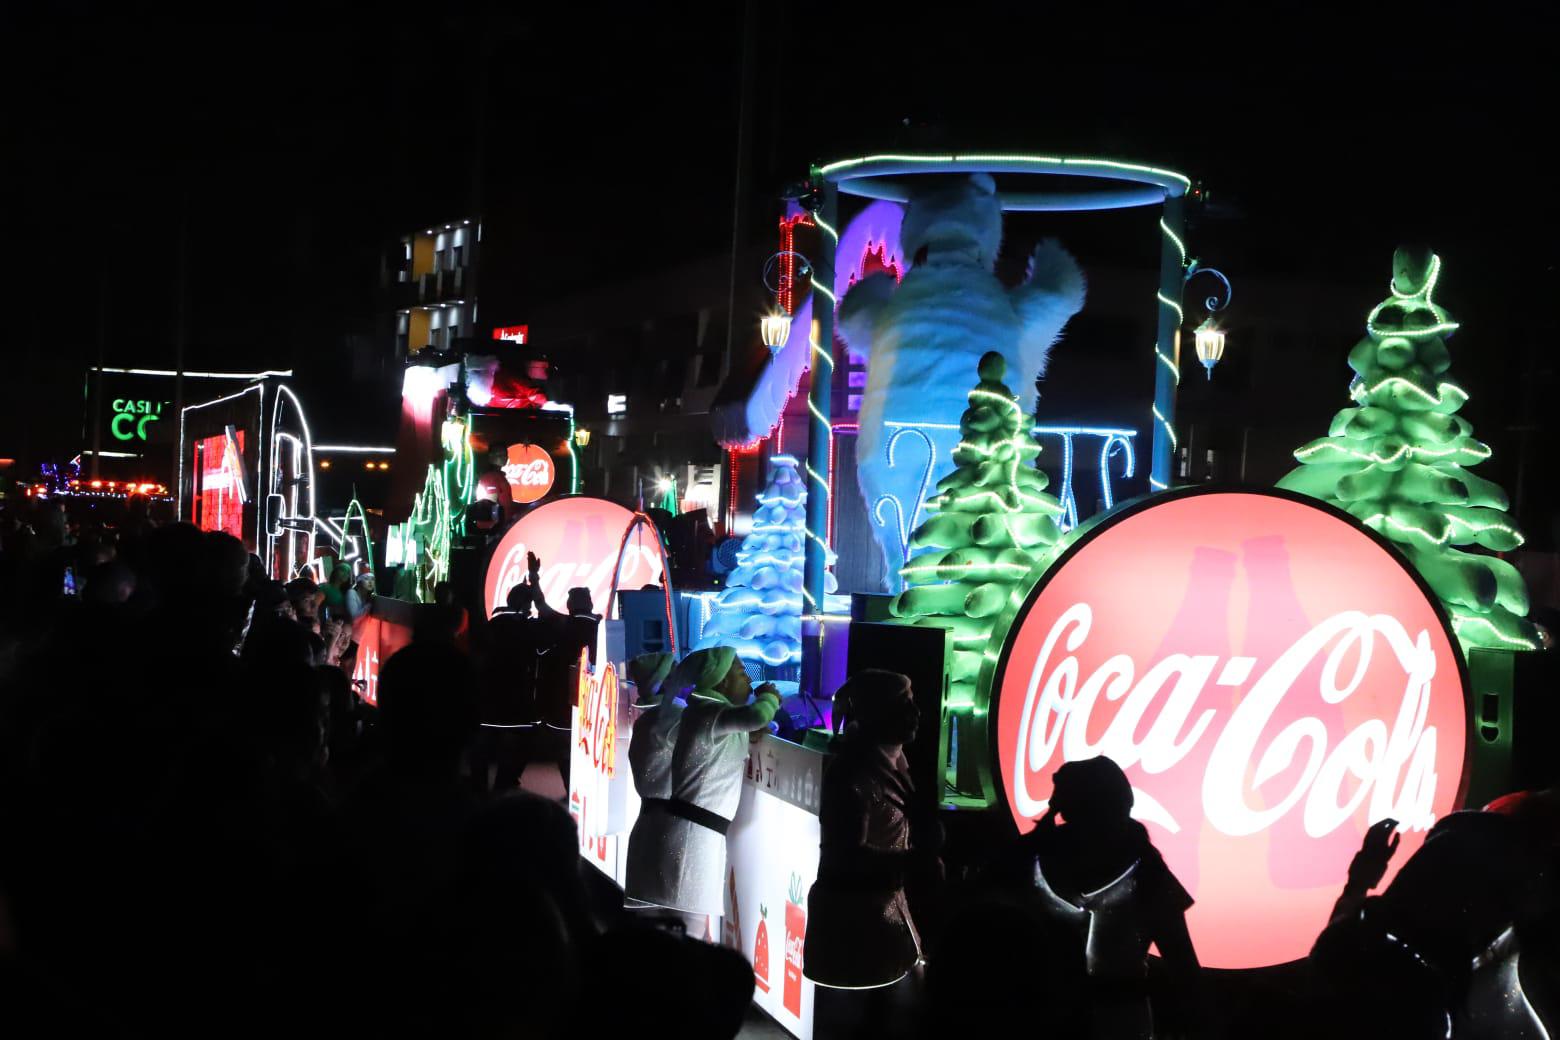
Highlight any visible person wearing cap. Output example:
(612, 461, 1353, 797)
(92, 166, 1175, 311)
(625, 646, 780, 928)
(805, 669, 933, 1004)
(345, 570, 375, 623)
(622, 651, 679, 906)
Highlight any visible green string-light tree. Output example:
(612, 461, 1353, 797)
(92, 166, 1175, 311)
(1278, 247, 1539, 651)
(890, 351, 1067, 710)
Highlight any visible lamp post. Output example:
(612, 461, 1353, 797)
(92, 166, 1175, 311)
(1186, 264, 1233, 378)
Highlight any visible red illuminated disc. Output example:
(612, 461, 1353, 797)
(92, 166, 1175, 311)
(483, 496, 664, 620)
(993, 489, 1468, 969)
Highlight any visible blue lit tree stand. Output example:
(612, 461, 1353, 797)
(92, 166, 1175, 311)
(695, 454, 832, 681)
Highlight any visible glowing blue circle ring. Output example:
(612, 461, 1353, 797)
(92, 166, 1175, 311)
(817, 154, 1190, 212)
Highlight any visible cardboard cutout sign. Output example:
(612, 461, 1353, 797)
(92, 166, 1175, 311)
(992, 489, 1469, 969)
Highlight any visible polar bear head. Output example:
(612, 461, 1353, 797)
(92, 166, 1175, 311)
(898, 172, 1002, 273)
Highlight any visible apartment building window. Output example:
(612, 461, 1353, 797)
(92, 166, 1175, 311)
(451, 244, 464, 269)
(435, 247, 446, 272)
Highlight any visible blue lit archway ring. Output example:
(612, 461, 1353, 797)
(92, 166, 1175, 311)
(818, 154, 1190, 211)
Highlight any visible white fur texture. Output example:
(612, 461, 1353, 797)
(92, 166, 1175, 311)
(837, 175, 1085, 589)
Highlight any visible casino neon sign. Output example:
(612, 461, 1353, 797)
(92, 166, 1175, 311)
(986, 488, 1469, 969)
(111, 398, 167, 441)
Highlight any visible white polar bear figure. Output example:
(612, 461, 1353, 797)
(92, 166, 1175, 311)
(838, 173, 1086, 591)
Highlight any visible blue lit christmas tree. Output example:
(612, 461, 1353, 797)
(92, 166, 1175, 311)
(695, 454, 830, 673)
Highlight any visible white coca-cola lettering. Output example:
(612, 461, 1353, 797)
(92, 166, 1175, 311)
(1013, 603, 1442, 839)
(502, 458, 553, 486)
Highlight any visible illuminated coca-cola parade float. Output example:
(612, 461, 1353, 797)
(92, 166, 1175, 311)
(184, 154, 1549, 1038)
(663, 158, 1546, 1036)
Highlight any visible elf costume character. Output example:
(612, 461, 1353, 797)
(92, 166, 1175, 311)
(624, 647, 780, 917)
(622, 651, 679, 905)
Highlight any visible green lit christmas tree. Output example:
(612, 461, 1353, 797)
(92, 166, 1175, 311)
(1278, 247, 1538, 651)
(890, 352, 1066, 708)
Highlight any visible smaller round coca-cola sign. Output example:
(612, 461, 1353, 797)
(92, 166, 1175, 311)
(483, 496, 664, 620)
(991, 488, 1468, 970)
(503, 443, 555, 504)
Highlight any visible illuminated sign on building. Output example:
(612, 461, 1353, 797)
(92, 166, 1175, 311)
(492, 325, 529, 344)
(110, 399, 168, 442)
(502, 443, 555, 504)
(990, 488, 1469, 970)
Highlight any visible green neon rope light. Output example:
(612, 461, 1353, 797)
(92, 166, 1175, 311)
(1160, 218, 1188, 266)
(1152, 404, 1178, 449)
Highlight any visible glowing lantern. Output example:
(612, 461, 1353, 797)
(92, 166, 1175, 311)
(1194, 317, 1226, 377)
(760, 312, 791, 353)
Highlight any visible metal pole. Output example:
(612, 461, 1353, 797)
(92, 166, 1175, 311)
(720, 0, 758, 386)
(90, 275, 106, 480)
(1150, 194, 1187, 491)
(802, 179, 837, 613)
(173, 190, 188, 486)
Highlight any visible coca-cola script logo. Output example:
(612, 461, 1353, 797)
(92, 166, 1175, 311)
(503, 443, 555, 504)
(483, 496, 664, 620)
(994, 490, 1467, 969)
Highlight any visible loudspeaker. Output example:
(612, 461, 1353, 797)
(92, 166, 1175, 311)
(1466, 646, 1560, 805)
(846, 621, 950, 811)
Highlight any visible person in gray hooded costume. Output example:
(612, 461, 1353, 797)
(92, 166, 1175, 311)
(623, 646, 779, 923)
(622, 650, 678, 906)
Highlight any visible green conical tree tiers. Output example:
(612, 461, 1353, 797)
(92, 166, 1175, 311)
(1278, 248, 1539, 651)
(890, 351, 1067, 709)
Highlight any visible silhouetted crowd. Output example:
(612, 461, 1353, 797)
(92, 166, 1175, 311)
(1, 503, 1555, 1039)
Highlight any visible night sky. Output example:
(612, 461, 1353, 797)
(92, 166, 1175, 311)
(5, 6, 1554, 465)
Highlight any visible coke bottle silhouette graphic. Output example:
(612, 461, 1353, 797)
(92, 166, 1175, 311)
(1240, 535, 1362, 888)
(1130, 546, 1237, 898)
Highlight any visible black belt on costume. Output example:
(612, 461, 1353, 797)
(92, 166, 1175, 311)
(642, 797, 732, 836)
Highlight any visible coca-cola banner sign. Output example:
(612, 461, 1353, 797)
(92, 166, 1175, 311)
(992, 489, 1468, 969)
(483, 496, 664, 620)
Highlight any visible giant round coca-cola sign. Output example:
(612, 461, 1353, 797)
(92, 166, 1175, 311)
(992, 488, 1469, 970)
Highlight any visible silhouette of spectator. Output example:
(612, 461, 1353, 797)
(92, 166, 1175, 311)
(1313, 809, 1552, 1039)
(807, 669, 939, 1037)
(432, 580, 469, 650)
(528, 552, 600, 788)
(321, 562, 351, 620)
(1019, 756, 1201, 1040)
(473, 582, 545, 792)
(584, 921, 755, 1040)
(923, 893, 1086, 1039)
(325, 641, 481, 1036)
(81, 559, 135, 605)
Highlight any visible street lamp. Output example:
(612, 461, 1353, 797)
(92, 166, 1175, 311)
(1185, 263, 1233, 379)
(760, 311, 792, 352)
(574, 427, 591, 448)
